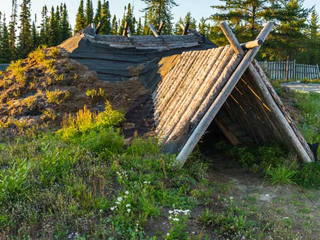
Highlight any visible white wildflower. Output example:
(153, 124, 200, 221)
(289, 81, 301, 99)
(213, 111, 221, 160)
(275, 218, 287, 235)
(169, 210, 173, 214)
(125, 191, 129, 195)
(117, 197, 123, 202)
(126, 204, 131, 207)
(173, 218, 179, 222)
(127, 209, 131, 213)
(110, 206, 116, 211)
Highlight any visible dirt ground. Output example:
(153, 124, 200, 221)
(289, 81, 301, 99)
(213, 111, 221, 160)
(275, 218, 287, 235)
(282, 82, 320, 93)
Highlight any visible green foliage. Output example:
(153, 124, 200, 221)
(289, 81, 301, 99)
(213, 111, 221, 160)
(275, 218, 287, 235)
(46, 89, 70, 105)
(294, 163, 320, 188)
(199, 198, 250, 237)
(267, 165, 297, 185)
(57, 102, 124, 141)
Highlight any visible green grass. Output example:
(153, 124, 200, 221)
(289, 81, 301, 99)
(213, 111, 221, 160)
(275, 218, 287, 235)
(0, 101, 209, 239)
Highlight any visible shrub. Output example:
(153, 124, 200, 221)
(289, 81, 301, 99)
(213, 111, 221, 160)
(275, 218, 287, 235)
(267, 165, 297, 185)
(46, 89, 70, 105)
(7, 60, 27, 85)
(294, 163, 320, 188)
(57, 101, 124, 140)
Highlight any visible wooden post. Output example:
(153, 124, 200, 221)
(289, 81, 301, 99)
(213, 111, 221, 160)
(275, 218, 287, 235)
(96, 20, 103, 34)
(122, 20, 129, 37)
(149, 24, 160, 37)
(183, 22, 190, 35)
(285, 55, 289, 81)
(127, 27, 132, 38)
(240, 39, 263, 50)
(176, 21, 274, 166)
(158, 21, 165, 35)
(218, 21, 313, 163)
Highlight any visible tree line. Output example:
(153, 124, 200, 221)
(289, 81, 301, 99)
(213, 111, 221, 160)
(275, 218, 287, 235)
(0, 0, 319, 66)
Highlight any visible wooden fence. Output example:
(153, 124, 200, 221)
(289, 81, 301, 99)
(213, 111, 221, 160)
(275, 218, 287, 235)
(0, 64, 9, 71)
(258, 60, 320, 80)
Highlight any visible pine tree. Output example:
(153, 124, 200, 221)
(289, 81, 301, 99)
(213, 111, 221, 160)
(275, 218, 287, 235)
(175, 12, 196, 35)
(85, 0, 94, 26)
(118, 6, 127, 35)
(40, 5, 49, 45)
(210, 0, 270, 45)
(111, 15, 118, 35)
(305, 7, 320, 64)
(18, 0, 32, 58)
(100, 1, 111, 34)
(94, 0, 102, 25)
(198, 17, 208, 35)
(61, 4, 72, 42)
(9, 0, 18, 59)
(269, 0, 310, 61)
(48, 6, 58, 46)
(136, 17, 143, 35)
(141, 0, 178, 34)
(125, 3, 136, 34)
(75, 0, 85, 33)
(31, 14, 39, 50)
(55, 6, 62, 43)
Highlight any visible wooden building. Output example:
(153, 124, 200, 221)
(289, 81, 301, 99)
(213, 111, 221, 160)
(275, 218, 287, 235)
(60, 22, 316, 165)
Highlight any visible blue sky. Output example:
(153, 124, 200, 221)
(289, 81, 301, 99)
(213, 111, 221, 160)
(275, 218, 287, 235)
(0, 0, 319, 28)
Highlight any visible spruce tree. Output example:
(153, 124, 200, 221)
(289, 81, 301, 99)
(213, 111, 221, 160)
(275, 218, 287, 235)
(141, 0, 178, 34)
(175, 12, 196, 35)
(111, 15, 118, 35)
(136, 17, 143, 35)
(198, 17, 208, 35)
(9, 0, 18, 60)
(270, 0, 309, 61)
(40, 5, 49, 45)
(94, 0, 102, 25)
(85, 0, 94, 26)
(61, 4, 72, 41)
(31, 14, 39, 50)
(125, 3, 136, 34)
(48, 6, 58, 46)
(210, 0, 270, 45)
(100, 1, 111, 34)
(55, 6, 62, 43)
(305, 7, 320, 64)
(75, 0, 85, 33)
(18, 0, 32, 58)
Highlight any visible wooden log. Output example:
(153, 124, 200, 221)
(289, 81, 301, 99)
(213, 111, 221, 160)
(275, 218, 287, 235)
(149, 24, 160, 37)
(158, 21, 165, 35)
(183, 22, 190, 35)
(156, 48, 221, 137)
(252, 60, 315, 161)
(164, 50, 241, 146)
(215, 119, 240, 145)
(122, 20, 129, 37)
(176, 21, 274, 166)
(96, 20, 103, 34)
(241, 39, 263, 50)
(127, 27, 132, 38)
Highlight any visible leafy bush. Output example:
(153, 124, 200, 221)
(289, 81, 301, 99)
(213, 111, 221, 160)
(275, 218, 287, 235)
(46, 89, 70, 105)
(294, 163, 320, 188)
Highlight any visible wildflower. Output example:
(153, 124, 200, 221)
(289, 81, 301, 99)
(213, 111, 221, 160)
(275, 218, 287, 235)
(125, 191, 129, 195)
(168, 216, 172, 220)
(167, 233, 170, 236)
(173, 218, 179, 222)
(127, 209, 131, 213)
(110, 206, 116, 211)
(169, 210, 173, 214)
(115, 201, 120, 205)
(126, 204, 131, 207)
(117, 197, 123, 202)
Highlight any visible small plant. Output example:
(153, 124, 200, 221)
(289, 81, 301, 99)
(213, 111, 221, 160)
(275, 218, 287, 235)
(54, 74, 65, 82)
(42, 109, 57, 120)
(165, 209, 191, 240)
(49, 47, 60, 58)
(22, 96, 37, 109)
(86, 88, 107, 99)
(46, 90, 70, 105)
(7, 60, 27, 85)
(267, 165, 297, 185)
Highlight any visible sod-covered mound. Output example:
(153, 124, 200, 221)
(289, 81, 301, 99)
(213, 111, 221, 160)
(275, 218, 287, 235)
(0, 47, 147, 132)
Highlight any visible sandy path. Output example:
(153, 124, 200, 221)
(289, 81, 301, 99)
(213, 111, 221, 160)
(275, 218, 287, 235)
(282, 82, 320, 93)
